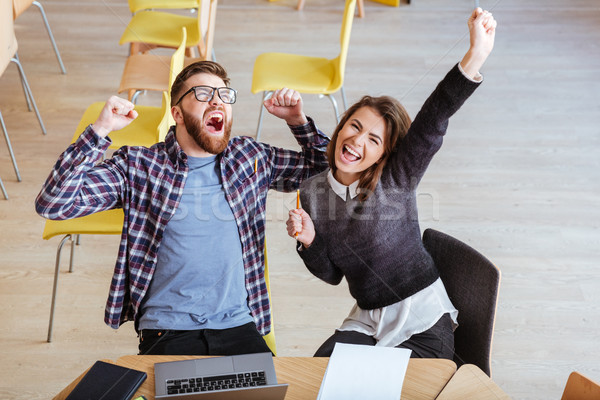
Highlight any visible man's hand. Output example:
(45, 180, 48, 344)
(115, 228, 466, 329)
(263, 88, 308, 127)
(91, 96, 138, 138)
(287, 208, 316, 248)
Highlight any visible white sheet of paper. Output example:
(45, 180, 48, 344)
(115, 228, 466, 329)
(317, 343, 411, 400)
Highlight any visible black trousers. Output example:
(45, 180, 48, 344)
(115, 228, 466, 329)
(138, 322, 272, 356)
(314, 313, 455, 359)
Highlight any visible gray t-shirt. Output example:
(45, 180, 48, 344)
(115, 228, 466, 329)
(139, 155, 252, 330)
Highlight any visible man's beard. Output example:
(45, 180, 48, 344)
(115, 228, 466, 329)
(181, 107, 232, 154)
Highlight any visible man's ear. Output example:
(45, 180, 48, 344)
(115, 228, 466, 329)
(171, 105, 183, 125)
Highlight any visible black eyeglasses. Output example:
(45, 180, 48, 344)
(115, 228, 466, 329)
(175, 85, 237, 105)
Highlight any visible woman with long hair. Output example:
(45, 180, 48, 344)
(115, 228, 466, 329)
(284, 8, 497, 358)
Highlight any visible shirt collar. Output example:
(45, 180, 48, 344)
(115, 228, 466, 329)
(165, 126, 187, 166)
(327, 170, 359, 201)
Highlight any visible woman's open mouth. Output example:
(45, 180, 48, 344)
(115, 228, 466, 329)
(340, 144, 361, 163)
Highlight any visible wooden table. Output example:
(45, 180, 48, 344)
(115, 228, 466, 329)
(53, 356, 457, 400)
(436, 364, 511, 400)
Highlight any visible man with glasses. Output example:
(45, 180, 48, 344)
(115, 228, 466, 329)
(36, 61, 330, 355)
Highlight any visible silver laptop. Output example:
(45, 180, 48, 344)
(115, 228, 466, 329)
(154, 352, 288, 400)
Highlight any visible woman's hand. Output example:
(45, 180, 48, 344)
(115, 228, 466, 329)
(460, 8, 497, 79)
(287, 208, 316, 248)
(468, 8, 497, 58)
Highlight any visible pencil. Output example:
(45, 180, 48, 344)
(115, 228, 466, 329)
(254, 158, 258, 173)
(295, 189, 300, 237)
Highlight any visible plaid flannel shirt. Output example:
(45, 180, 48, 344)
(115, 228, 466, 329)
(35, 121, 330, 335)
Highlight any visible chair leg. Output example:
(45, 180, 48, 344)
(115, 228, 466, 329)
(68, 234, 79, 273)
(14, 54, 33, 112)
(324, 94, 341, 124)
(0, 111, 21, 182)
(47, 234, 73, 342)
(340, 86, 348, 111)
(340, 85, 348, 111)
(131, 90, 143, 104)
(357, 0, 364, 18)
(255, 91, 272, 142)
(296, 0, 305, 11)
(11, 55, 47, 135)
(0, 175, 7, 200)
(32, 0, 67, 74)
(130, 42, 140, 56)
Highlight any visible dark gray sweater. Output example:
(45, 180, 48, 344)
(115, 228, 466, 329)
(298, 64, 480, 310)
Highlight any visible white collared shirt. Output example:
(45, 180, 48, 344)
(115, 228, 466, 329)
(326, 171, 458, 347)
(327, 170, 360, 200)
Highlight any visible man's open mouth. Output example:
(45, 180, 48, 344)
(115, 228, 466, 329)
(205, 112, 224, 133)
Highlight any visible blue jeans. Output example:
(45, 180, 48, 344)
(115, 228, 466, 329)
(138, 322, 272, 356)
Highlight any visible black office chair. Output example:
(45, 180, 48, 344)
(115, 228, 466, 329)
(422, 228, 501, 377)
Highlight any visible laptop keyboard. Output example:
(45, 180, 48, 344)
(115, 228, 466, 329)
(166, 370, 267, 395)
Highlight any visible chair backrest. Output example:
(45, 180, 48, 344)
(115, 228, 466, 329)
(170, 28, 187, 89)
(1, 0, 18, 74)
(196, 0, 218, 60)
(562, 371, 600, 400)
(157, 27, 186, 141)
(331, 0, 357, 92)
(262, 241, 277, 355)
(12, 0, 34, 19)
(422, 228, 501, 377)
(156, 91, 172, 142)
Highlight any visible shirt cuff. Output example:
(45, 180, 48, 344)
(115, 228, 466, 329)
(77, 124, 112, 153)
(457, 62, 483, 83)
(288, 116, 315, 131)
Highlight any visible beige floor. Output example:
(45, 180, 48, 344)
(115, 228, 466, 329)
(1, 0, 599, 399)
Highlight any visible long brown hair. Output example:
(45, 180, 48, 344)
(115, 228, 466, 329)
(326, 96, 411, 201)
(170, 61, 231, 107)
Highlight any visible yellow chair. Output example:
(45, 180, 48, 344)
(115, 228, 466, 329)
(118, 27, 187, 103)
(74, 90, 172, 150)
(12, 0, 66, 74)
(44, 209, 125, 342)
(92, 30, 187, 147)
(45, 209, 278, 354)
(80, 29, 185, 149)
(293, 0, 364, 17)
(119, 0, 217, 62)
(371, 0, 401, 6)
(283, 0, 403, 15)
(251, 0, 357, 140)
(45, 87, 173, 341)
(128, 0, 198, 14)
